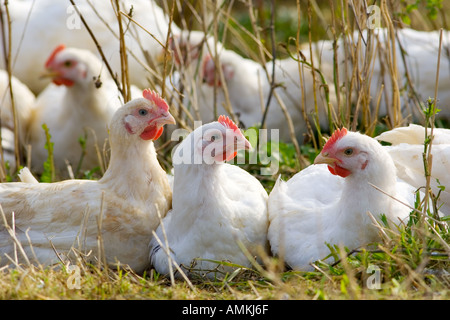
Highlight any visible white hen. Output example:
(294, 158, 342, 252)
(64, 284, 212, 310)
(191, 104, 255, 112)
(0, 89, 175, 273)
(196, 48, 333, 142)
(0, 70, 35, 173)
(268, 128, 416, 271)
(162, 30, 224, 127)
(376, 124, 450, 216)
(150, 115, 268, 279)
(1, 0, 179, 93)
(168, 30, 223, 68)
(27, 45, 140, 178)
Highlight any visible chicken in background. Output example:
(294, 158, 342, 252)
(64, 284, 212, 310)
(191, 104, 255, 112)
(376, 124, 450, 216)
(268, 127, 418, 271)
(165, 33, 334, 143)
(0, 0, 180, 94)
(198, 49, 334, 142)
(311, 28, 450, 123)
(168, 30, 224, 68)
(150, 115, 268, 279)
(0, 89, 175, 273)
(0, 70, 36, 174)
(162, 30, 223, 123)
(27, 45, 141, 178)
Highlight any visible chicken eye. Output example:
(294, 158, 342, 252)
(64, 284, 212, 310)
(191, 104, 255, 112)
(138, 109, 148, 116)
(207, 132, 222, 142)
(344, 148, 353, 156)
(64, 60, 72, 67)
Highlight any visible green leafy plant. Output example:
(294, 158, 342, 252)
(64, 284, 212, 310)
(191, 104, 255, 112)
(40, 124, 55, 183)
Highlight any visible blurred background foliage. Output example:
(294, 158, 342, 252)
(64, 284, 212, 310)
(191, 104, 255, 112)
(150, 0, 450, 177)
(157, 0, 449, 59)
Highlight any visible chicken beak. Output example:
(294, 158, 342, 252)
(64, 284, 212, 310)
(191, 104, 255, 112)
(232, 133, 252, 152)
(155, 110, 176, 126)
(158, 37, 174, 63)
(157, 47, 172, 64)
(39, 70, 60, 80)
(241, 136, 252, 151)
(313, 152, 339, 166)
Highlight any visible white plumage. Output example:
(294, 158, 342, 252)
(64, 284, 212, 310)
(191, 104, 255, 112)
(162, 30, 224, 126)
(17, 167, 38, 184)
(150, 116, 268, 279)
(165, 33, 332, 142)
(168, 30, 223, 68)
(268, 128, 416, 271)
(195, 47, 332, 142)
(27, 45, 141, 177)
(0, 70, 35, 172)
(376, 124, 450, 216)
(0, 90, 175, 273)
(1, 0, 179, 93)
(312, 28, 450, 122)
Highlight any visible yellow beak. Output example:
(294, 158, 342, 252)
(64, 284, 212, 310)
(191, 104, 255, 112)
(314, 152, 339, 165)
(155, 110, 176, 126)
(39, 70, 60, 80)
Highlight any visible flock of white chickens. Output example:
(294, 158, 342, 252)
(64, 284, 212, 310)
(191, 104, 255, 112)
(0, 1, 448, 280)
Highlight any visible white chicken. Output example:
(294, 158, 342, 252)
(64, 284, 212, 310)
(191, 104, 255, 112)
(376, 124, 450, 216)
(194, 47, 333, 142)
(27, 44, 140, 178)
(0, 89, 175, 273)
(168, 30, 223, 68)
(376, 123, 450, 145)
(268, 127, 416, 271)
(150, 115, 268, 279)
(1, 0, 180, 93)
(165, 31, 335, 143)
(162, 30, 224, 128)
(0, 70, 35, 173)
(312, 28, 450, 122)
(373, 28, 450, 121)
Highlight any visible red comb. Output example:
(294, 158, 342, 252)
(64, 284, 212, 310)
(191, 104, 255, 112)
(322, 127, 348, 153)
(45, 44, 66, 68)
(218, 115, 239, 132)
(143, 89, 169, 111)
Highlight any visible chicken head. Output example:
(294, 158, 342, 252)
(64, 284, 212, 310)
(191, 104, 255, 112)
(43, 44, 91, 87)
(314, 127, 377, 178)
(201, 53, 235, 87)
(113, 89, 175, 142)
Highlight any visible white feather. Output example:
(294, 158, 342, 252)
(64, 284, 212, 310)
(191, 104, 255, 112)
(377, 124, 450, 216)
(0, 70, 35, 172)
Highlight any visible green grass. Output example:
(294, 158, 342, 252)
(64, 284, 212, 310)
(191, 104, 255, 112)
(0, 242, 448, 300)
